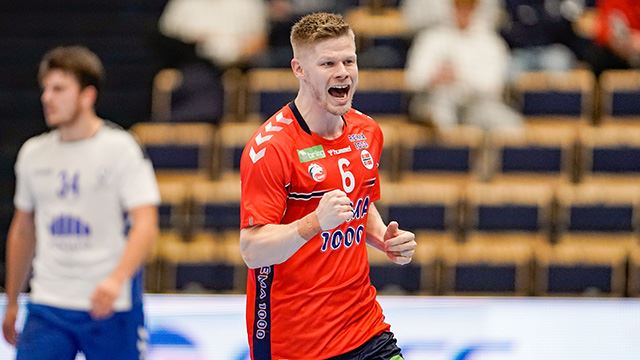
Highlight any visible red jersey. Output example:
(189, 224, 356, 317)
(240, 103, 390, 359)
(595, 0, 640, 46)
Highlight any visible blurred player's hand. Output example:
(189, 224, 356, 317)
(383, 221, 416, 265)
(316, 189, 353, 230)
(90, 275, 124, 319)
(431, 61, 456, 87)
(2, 303, 19, 346)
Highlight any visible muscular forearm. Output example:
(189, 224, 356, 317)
(365, 203, 386, 252)
(5, 211, 36, 305)
(240, 212, 319, 269)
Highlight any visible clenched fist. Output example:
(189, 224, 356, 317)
(315, 189, 353, 231)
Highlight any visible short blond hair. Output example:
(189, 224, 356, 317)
(290, 12, 353, 54)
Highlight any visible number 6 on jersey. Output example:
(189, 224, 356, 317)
(338, 158, 355, 193)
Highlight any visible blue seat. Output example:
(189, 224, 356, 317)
(131, 122, 215, 180)
(398, 125, 483, 184)
(579, 126, 640, 183)
(599, 70, 640, 125)
(191, 180, 241, 232)
(513, 70, 595, 126)
(487, 125, 577, 184)
(536, 242, 627, 296)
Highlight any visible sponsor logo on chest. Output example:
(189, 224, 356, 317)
(327, 145, 352, 156)
(297, 145, 326, 163)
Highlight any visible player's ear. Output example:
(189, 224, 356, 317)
(80, 85, 98, 108)
(291, 58, 304, 79)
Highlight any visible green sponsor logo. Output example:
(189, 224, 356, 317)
(390, 355, 404, 360)
(297, 145, 326, 163)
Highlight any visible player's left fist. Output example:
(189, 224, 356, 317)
(383, 221, 416, 265)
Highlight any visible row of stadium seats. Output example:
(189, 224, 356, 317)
(145, 228, 640, 298)
(144, 179, 640, 296)
(155, 180, 640, 241)
(131, 121, 640, 185)
(152, 68, 640, 127)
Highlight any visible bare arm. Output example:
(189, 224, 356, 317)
(90, 205, 158, 319)
(2, 210, 36, 345)
(366, 203, 417, 265)
(240, 189, 353, 269)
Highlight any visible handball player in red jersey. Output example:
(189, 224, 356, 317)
(239, 12, 417, 360)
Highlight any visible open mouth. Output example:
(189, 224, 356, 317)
(328, 85, 350, 99)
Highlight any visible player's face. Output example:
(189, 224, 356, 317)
(40, 69, 86, 128)
(297, 34, 358, 116)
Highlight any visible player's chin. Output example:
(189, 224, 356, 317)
(327, 101, 351, 116)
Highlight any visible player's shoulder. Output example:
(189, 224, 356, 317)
(345, 108, 381, 132)
(250, 106, 298, 149)
(101, 120, 145, 152)
(18, 130, 57, 159)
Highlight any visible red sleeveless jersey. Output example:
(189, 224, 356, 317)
(240, 103, 390, 359)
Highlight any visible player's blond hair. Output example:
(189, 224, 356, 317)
(38, 45, 104, 92)
(290, 12, 353, 55)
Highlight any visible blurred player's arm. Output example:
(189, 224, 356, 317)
(240, 189, 353, 269)
(90, 204, 158, 319)
(2, 210, 36, 345)
(366, 203, 416, 265)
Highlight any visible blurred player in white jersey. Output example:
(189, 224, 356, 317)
(2, 46, 160, 359)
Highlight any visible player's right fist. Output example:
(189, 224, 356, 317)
(315, 189, 353, 230)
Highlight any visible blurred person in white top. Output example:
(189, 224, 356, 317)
(158, 0, 268, 67)
(405, 0, 522, 130)
(2, 46, 160, 360)
(401, 0, 501, 34)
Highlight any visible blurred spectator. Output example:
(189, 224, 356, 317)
(585, 0, 640, 74)
(405, 0, 522, 130)
(500, 0, 590, 79)
(154, 0, 268, 123)
(400, 0, 500, 34)
(159, 0, 267, 67)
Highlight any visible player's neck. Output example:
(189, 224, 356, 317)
(294, 97, 343, 140)
(58, 112, 103, 142)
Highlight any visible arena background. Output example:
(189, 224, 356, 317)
(1, 1, 640, 359)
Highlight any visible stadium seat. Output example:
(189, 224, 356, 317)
(440, 240, 533, 295)
(441, 183, 553, 295)
(599, 69, 640, 126)
(555, 183, 640, 248)
(345, 6, 409, 68)
(157, 230, 229, 292)
(464, 182, 554, 245)
(130, 122, 215, 181)
(353, 69, 409, 117)
(215, 121, 261, 180)
(512, 69, 595, 127)
(535, 242, 627, 296)
(578, 125, 640, 184)
(397, 124, 484, 185)
(375, 181, 461, 293)
(485, 125, 578, 184)
(190, 179, 241, 232)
